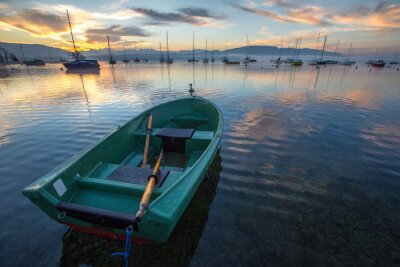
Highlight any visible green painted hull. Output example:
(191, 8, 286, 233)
(23, 97, 223, 243)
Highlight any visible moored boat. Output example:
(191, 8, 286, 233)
(371, 60, 386, 67)
(23, 96, 223, 243)
(63, 10, 99, 70)
(23, 59, 46, 66)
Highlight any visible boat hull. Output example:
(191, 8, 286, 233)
(23, 97, 223, 243)
(63, 60, 100, 70)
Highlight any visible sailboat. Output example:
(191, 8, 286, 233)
(203, 38, 209, 63)
(308, 33, 321, 65)
(273, 37, 283, 64)
(159, 41, 165, 63)
(166, 31, 173, 64)
(243, 36, 250, 65)
(292, 37, 303, 66)
(224, 44, 240, 64)
(211, 40, 215, 63)
(339, 42, 355, 65)
(222, 42, 228, 63)
(63, 10, 99, 70)
(107, 35, 116, 64)
(316, 35, 327, 65)
(326, 40, 339, 64)
(122, 43, 129, 63)
(19, 44, 45, 66)
(133, 43, 140, 63)
(247, 40, 257, 63)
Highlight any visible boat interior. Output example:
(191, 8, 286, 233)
(40, 98, 220, 228)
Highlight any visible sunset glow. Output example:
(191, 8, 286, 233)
(0, 0, 399, 54)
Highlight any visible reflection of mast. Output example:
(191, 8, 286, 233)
(314, 67, 321, 88)
(79, 74, 93, 124)
(160, 61, 164, 81)
(167, 64, 171, 94)
(110, 64, 117, 87)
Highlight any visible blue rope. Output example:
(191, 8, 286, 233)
(112, 226, 133, 267)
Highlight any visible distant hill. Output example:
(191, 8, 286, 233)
(0, 42, 340, 62)
(0, 42, 70, 62)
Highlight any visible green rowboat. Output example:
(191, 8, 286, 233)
(23, 96, 223, 243)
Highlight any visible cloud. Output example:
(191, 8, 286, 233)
(266, 0, 299, 8)
(86, 34, 121, 43)
(86, 25, 150, 37)
(132, 8, 198, 24)
(131, 7, 227, 27)
(0, 8, 67, 36)
(233, 1, 400, 30)
(232, 3, 330, 26)
(178, 7, 225, 19)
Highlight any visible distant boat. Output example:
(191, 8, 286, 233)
(309, 33, 322, 65)
(339, 42, 355, 66)
(188, 32, 196, 63)
(19, 44, 45, 66)
(122, 43, 129, 63)
(107, 35, 116, 64)
(133, 43, 140, 63)
(159, 41, 165, 63)
(292, 37, 303, 66)
(222, 42, 230, 63)
(203, 38, 209, 63)
(371, 60, 386, 67)
(225, 60, 240, 65)
(317, 36, 327, 65)
(389, 61, 399, 65)
(327, 40, 340, 64)
(326, 60, 339, 64)
(283, 58, 295, 64)
(63, 10, 99, 70)
(166, 31, 173, 64)
(23, 59, 46, 66)
(211, 40, 215, 62)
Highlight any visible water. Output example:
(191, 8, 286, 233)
(0, 61, 399, 266)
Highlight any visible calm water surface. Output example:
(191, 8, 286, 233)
(0, 61, 399, 267)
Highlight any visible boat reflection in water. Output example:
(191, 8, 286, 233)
(66, 67, 100, 75)
(60, 152, 222, 267)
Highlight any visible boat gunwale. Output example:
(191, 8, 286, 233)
(23, 96, 223, 198)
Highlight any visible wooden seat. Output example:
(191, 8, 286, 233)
(107, 166, 170, 187)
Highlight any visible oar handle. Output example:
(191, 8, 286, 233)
(141, 113, 153, 168)
(135, 150, 163, 222)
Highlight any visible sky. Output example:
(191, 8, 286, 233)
(0, 0, 399, 55)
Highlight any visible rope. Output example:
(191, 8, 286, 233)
(112, 226, 133, 267)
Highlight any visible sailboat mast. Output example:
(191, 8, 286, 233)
(296, 37, 302, 60)
(279, 37, 283, 58)
(347, 42, 353, 61)
(225, 41, 227, 58)
(205, 38, 208, 59)
(19, 44, 26, 61)
(320, 35, 327, 61)
(314, 33, 320, 59)
(333, 39, 339, 61)
(66, 9, 78, 59)
(107, 35, 112, 60)
(123, 43, 126, 60)
(192, 32, 195, 61)
(246, 35, 249, 59)
(166, 31, 170, 60)
(212, 40, 214, 59)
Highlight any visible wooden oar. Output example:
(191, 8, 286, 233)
(141, 113, 152, 168)
(135, 149, 164, 222)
